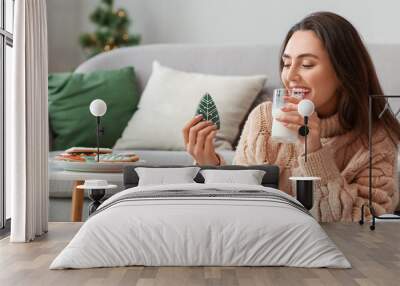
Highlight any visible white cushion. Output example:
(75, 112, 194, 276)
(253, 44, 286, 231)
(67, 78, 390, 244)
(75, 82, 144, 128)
(200, 169, 266, 185)
(114, 61, 267, 150)
(135, 167, 200, 186)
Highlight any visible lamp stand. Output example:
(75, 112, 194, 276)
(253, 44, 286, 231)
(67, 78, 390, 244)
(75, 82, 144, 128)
(298, 116, 310, 162)
(88, 188, 106, 215)
(304, 116, 308, 162)
(95, 116, 105, 162)
(296, 180, 313, 210)
(289, 177, 320, 211)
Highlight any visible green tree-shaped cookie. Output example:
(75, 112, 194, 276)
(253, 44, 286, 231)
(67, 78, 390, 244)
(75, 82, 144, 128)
(195, 93, 221, 129)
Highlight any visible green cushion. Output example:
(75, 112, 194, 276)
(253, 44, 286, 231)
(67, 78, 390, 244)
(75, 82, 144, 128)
(48, 67, 140, 151)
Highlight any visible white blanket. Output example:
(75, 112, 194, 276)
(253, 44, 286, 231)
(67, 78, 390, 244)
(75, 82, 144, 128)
(50, 183, 351, 269)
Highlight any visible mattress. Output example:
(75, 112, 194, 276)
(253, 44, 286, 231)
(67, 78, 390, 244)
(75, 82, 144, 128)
(50, 183, 351, 269)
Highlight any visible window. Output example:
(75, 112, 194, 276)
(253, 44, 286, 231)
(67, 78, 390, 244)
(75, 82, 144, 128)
(1, 0, 14, 233)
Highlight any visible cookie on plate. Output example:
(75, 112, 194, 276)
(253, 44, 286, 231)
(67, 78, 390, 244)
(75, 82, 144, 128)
(99, 154, 140, 163)
(55, 153, 86, 162)
(65, 147, 112, 156)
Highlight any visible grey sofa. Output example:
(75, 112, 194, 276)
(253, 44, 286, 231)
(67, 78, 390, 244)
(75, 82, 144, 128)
(49, 44, 400, 221)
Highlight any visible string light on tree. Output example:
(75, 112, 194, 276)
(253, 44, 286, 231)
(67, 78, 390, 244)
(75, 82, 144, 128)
(117, 9, 126, 18)
(79, 0, 141, 58)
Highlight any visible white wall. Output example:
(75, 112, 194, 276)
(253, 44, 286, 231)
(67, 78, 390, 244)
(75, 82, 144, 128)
(48, 0, 400, 72)
(47, 0, 84, 72)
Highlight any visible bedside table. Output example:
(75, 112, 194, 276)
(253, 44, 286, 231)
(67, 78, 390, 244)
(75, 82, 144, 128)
(49, 169, 123, 222)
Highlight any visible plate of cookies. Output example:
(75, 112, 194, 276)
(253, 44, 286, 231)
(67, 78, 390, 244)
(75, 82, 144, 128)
(52, 147, 145, 173)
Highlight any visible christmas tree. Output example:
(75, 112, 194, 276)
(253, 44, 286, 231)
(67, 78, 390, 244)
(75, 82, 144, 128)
(79, 0, 141, 58)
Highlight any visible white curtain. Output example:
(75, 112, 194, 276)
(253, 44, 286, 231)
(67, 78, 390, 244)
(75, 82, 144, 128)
(7, 0, 49, 242)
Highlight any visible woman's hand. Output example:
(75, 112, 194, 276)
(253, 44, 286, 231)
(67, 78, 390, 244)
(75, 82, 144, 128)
(275, 96, 322, 154)
(182, 115, 220, 165)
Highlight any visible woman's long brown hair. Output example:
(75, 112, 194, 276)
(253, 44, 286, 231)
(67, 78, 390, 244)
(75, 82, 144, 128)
(279, 11, 400, 144)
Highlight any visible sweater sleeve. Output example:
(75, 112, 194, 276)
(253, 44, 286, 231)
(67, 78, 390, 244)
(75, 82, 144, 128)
(232, 102, 270, 165)
(297, 133, 399, 222)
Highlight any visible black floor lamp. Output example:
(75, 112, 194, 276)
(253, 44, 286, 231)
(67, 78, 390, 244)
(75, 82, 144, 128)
(289, 99, 321, 211)
(359, 94, 400, 230)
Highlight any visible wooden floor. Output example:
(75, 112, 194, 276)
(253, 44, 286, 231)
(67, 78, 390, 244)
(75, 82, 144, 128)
(0, 222, 399, 286)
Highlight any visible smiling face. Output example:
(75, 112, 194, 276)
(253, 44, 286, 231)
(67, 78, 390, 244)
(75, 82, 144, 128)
(281, 30, 341, 117)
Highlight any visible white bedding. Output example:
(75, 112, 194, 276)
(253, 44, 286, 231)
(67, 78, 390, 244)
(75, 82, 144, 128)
(50, 183, 351, 269)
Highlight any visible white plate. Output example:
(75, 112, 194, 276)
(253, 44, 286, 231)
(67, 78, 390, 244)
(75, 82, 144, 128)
(52, 159, 146, 173)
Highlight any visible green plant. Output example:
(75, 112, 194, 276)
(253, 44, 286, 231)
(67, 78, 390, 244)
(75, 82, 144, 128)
(79, 0, 141, 58)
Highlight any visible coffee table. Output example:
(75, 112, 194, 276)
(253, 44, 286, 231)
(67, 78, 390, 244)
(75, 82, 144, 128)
(49, 153, 145, 222)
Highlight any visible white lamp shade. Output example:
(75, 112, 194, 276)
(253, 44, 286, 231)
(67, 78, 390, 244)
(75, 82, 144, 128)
(90, 99, 107, 117)
(298, 99, 315, 117)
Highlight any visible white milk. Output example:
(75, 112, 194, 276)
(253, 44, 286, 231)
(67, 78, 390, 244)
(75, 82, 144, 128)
(271, 108, 298, 143)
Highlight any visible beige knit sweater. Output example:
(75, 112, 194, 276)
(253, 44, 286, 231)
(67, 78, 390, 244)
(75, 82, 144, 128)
(230, 101, 399, 222)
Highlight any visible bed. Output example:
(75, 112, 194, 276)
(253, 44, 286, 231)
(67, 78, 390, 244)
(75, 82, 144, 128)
(50, 165, 351, 269)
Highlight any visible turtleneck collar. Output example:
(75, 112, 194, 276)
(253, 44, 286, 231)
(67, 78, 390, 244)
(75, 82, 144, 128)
(319, 113, 347, 138)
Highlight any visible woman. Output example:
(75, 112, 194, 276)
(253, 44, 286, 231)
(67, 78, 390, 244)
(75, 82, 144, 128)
(182, 12, 400, 222)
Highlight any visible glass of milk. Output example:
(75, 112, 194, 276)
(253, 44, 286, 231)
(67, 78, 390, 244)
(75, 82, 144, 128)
(271, 88, 303, 143)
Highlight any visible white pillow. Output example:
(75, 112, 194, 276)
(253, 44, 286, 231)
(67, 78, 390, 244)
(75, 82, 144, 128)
(114, 61, 267, 150)
(135, 167, 200, 186)
(200, 169, 266, 185)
